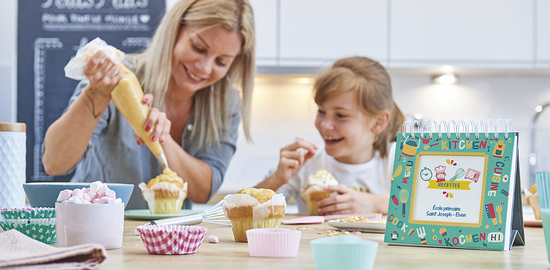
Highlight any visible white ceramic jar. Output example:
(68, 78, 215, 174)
(0, 123, 26, 208)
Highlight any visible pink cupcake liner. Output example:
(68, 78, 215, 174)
(136, 224, 208, 255)
(246, 228, 302, 258)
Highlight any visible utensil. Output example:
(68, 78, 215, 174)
(495, 205, 503, 224)
(449, 168, 466, 182)
(417, 226, 427, 245)
(151, 200, 230, 226)
(423, 143, 439, 150)
(399, 189, 409, 217)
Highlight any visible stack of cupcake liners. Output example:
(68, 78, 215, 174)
(0, 208, 56, 244)
(136, 224, 208, 255)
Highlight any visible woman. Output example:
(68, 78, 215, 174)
(42, 0, 255, 209)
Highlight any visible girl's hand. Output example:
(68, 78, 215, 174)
(83, 51, 124, 97)
(272, 140, 318, 186)
(134, 93, 172, 146)
(317, 185, 383, 215)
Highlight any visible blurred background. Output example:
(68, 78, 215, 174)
(1, 0, 550, 197)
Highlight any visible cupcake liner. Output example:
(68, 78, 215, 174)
(136, 224, 208, 255)
(0, 208, 56, 244)
(0, 222, 56, 244)
(311, 236, 379, 270)
(1, 208, 55, 220)
(2, 218, 56, 226)
(246, 228, 301, 258)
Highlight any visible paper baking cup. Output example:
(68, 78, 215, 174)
(136, 224, 208, 255)
(0, 218, 56, 244)
(311, 236, 379, 270)
(1, 207, 55, 219)
(246, 228, 302, 257)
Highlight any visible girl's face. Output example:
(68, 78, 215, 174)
(315, 91, 377, 164)
(171, 25, 242, 94)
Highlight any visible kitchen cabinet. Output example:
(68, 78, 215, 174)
(249, 0, 278, 66)
(537, 0, 550, 68)
(278, 0, 388, 67)
(389, 0, 533, 69)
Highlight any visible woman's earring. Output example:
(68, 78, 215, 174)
(210, 85, 214, 93)
(226, 75, 230, 82)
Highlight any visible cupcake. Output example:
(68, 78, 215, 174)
(222, 188, 286, 242)
(301, 169, 339, 215)
(136, 224, 208, 255)
(0, 208, 56, 244)
(139, 168, 188, 214)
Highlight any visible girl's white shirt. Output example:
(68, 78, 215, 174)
(277, 142, 396, 213)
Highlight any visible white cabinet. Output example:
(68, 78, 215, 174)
(390, 0, 534, 69)
(279, 0, 388, 67)
(537, 0, 550, 68)
(249, 0, 278, 66)
(0, 0, 16, 122)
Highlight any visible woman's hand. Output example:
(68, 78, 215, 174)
(83, 51, 124, 97)
(317, 185, 388, 215)
(134, 93, 172, 146)
(271, 140, 318, 186)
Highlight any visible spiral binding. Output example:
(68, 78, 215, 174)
(401, 119, 514, 140)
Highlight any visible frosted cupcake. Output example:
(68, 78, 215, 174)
(222, 188, 286, 242)
(525, 184, 540, 220)
(139, 168, 188, 214)
(301, 169, 339, 215)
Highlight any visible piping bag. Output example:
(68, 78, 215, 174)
(64, 38, 169, 169)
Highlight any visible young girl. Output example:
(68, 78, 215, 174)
(256, 56, 405, 215)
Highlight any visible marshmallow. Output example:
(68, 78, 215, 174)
(208, 235, 219, 243)
(57, 181, 121, 205)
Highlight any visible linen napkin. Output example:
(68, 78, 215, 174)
(0, 229, 107, 270)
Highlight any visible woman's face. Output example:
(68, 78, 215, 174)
(315, 90, 377, 164)
(171, 25, 242, 94)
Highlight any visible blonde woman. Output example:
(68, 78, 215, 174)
(256, 56, 405, 215)
(43, 0, 255, 209)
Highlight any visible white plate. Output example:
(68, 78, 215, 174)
(328, 219, 386, 233)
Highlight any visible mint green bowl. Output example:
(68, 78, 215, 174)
(311, 236, 379, 270)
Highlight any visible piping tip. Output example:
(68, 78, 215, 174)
(156, 152, 169, 169)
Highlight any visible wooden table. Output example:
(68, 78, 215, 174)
(99, 215, 549, 269)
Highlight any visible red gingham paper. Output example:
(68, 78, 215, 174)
(136, 224, 208, 255)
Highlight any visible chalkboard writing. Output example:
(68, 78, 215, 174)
(17, 0, 165, 182)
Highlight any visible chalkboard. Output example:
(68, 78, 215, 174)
(17, 0, 165, 182)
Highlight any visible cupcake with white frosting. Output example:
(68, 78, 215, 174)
(301, 169, 339, 215)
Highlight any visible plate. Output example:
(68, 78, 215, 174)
(523, 213, 542, 227)
(328, 219, 386, 233)
(124, 209, 201, 220)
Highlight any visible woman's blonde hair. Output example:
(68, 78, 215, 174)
(132, 0, 255, 148)
(313, 56, 405, 158)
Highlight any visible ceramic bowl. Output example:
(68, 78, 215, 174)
(23, 182, 133, 209)
(55, 202, 124, 249)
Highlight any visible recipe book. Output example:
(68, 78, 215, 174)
(384, 119, 524, 251)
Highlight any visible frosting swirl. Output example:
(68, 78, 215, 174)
(146, 168, 185, 189)
(307, 169, 338, 186)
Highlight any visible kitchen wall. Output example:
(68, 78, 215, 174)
(1, 0, 548, 195)
(219, 71, 550, 194)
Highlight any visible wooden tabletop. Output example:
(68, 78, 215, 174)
(98, 214, 549, 270)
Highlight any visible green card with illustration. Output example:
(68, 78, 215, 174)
(384, 120, 524, 250)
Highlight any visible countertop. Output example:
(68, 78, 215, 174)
(98, 214, 549, 270)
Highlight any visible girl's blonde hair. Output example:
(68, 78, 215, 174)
(132, 0, 255, 148)
(313, 56, 405, 158)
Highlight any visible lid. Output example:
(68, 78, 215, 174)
(0, 123, 26, 132)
